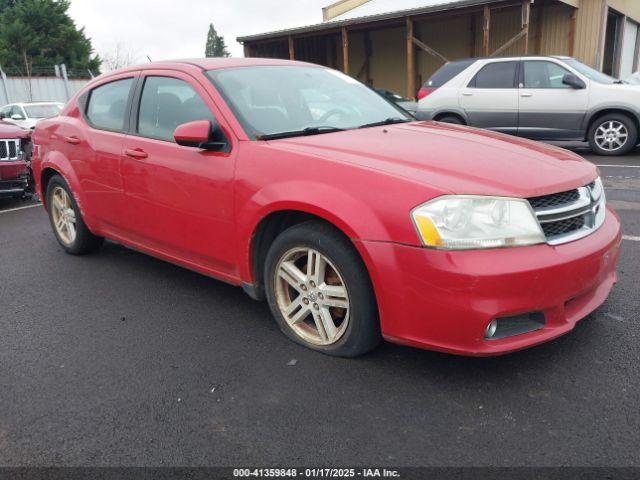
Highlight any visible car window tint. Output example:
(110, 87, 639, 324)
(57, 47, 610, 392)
(523, 61, 572, 89)
(137, 76, 215, 142)
(426, 59, 476, 87)
(86, 78, 133, 131)
(470, 62, 518, 88)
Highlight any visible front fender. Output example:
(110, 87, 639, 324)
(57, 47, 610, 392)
(236, 180, 392, 284)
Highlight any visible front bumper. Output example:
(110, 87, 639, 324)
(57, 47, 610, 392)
(361, 207, 622, 356)
(0, 161, 30, 198)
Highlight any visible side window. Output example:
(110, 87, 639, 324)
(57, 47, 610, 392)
(86, 78, 134, 131)
(523, 61, 572, 89)
(137, 76, 215, 142)
(11, 105, 24, 118)
(469, 62, 518, 89)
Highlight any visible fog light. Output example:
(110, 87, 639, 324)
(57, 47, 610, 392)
(485, 319, 498, 339)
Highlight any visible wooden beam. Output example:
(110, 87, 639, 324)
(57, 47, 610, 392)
(483, 5, 491, 56)
(412, 37, 449, 63)
(288, 36, 295, 60)
(341, 27, 349, 75)
(364, 31, 372, 84)
(243, 43, 252, 58)
(490, 28, 527, 57)
(522, 0, 530, 55)
(534, 3, 544, 55)
(568, 8, 577, 57)
(406, 17, 415, 100)
(470, 14, 477, 57)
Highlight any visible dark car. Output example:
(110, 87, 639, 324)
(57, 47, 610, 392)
(0, 121, 32, 199)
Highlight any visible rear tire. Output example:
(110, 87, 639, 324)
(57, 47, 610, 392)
(264, 221, 381, 357)
(46, 175, 103, 255)
(588, 114, 637, 156)
(437, 115, 464, 125)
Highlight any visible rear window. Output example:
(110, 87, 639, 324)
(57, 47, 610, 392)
(469, 61, 518, 89)
(86, 78, 134, 132)
(424, 59, 477, 88)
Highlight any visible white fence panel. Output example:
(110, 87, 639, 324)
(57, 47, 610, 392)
(0, 75, 89, 106)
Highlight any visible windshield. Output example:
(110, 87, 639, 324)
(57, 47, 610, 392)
(23, 104, 62, 119)
(206, 66, 410, 139)
(563, 58, 618, 84)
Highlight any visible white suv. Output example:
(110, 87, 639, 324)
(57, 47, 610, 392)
(416, 56, 640, 156)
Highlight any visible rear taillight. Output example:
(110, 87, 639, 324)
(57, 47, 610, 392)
(417, 87, 437, 100)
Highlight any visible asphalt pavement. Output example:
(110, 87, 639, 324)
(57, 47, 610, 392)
(0, 144, 639, 467)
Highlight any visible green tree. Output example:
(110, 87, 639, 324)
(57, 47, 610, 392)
(0, 0, 101, 77)
(205, 23, 230, 58)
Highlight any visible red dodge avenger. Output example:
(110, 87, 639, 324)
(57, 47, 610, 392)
(32, 58, 621, 357)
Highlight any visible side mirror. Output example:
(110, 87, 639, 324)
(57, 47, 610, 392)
(562, 74, 586, 89)
(174, 120, 228, 152)
(11, 113, 25, 120)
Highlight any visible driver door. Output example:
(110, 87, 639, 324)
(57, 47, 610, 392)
(121, 71, 237, 274)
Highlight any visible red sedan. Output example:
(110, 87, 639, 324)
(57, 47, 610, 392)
(31, 58, 621, 357)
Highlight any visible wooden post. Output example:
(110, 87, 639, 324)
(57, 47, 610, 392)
(568, 8, 577, 57)
(483, 5, 491, 56)
(364, 31, 372, 85)
(288, 36, 295, 60)
(522, 0, 531, 55)
(534, 3, 544, 54)
(243, 43, 251, 58)
(341, 27, 349, 75)
(470, 14, 477, 57)
(406, 17, 415, 100)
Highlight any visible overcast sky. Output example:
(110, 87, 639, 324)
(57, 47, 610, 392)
(68, 0, 329, 66)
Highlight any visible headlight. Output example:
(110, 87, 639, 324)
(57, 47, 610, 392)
(411, 195, 545, 250)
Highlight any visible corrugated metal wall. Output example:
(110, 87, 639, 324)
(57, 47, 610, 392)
(0, 76, 88, 106)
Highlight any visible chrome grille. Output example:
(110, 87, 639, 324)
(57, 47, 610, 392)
(0, 139, 21, 161)
(529, 189, 580, 209)
(528, 180, 606, 245)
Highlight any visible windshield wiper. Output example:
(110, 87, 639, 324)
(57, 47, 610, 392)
(257, 126, 345, 141)
(358, 117, 411, 129)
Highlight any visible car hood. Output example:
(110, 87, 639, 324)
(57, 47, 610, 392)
(269, 121, 597, 198)
(0, 121, 30, 139)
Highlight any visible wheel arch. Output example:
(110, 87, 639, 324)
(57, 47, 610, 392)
(433, 111, 467, 124)
(238, 184, 390, 301)
(584, 107, 640, 140)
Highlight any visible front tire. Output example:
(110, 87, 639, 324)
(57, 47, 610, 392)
(588, 114, 637, 156)
(264, 221, 381, 357)
(46, 175, 104, 255)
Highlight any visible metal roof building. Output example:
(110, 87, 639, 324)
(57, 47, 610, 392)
(238, 0, 640, 98)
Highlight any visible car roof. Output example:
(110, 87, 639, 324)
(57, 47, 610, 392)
(111, 57, 317, 75)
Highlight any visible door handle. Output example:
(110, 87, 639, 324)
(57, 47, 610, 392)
(125, 148, 148, 160)
(64, 136, 81, 145)
(462, 91, 473, 96)
(520, 93, 533, 97)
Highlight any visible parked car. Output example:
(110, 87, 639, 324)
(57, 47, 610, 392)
(0, 121, 31, 199)
(0, 102, 64, 129)
(32, 58, 620, 357)
(417, 56, 640, 156)
(375, 88, 418, 114)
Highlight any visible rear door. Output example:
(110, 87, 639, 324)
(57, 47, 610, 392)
(517, 59, 589, 139)
(66, 74, 137, 230)
(459, 60, 519, 134)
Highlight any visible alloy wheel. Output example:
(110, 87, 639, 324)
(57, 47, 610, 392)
(274, 247, 350, 346)
(50, 186, 77, 245)
(594, 121, 629, 152)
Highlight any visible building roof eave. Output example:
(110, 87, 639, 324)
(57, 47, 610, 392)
(237, 0, 505, 43)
